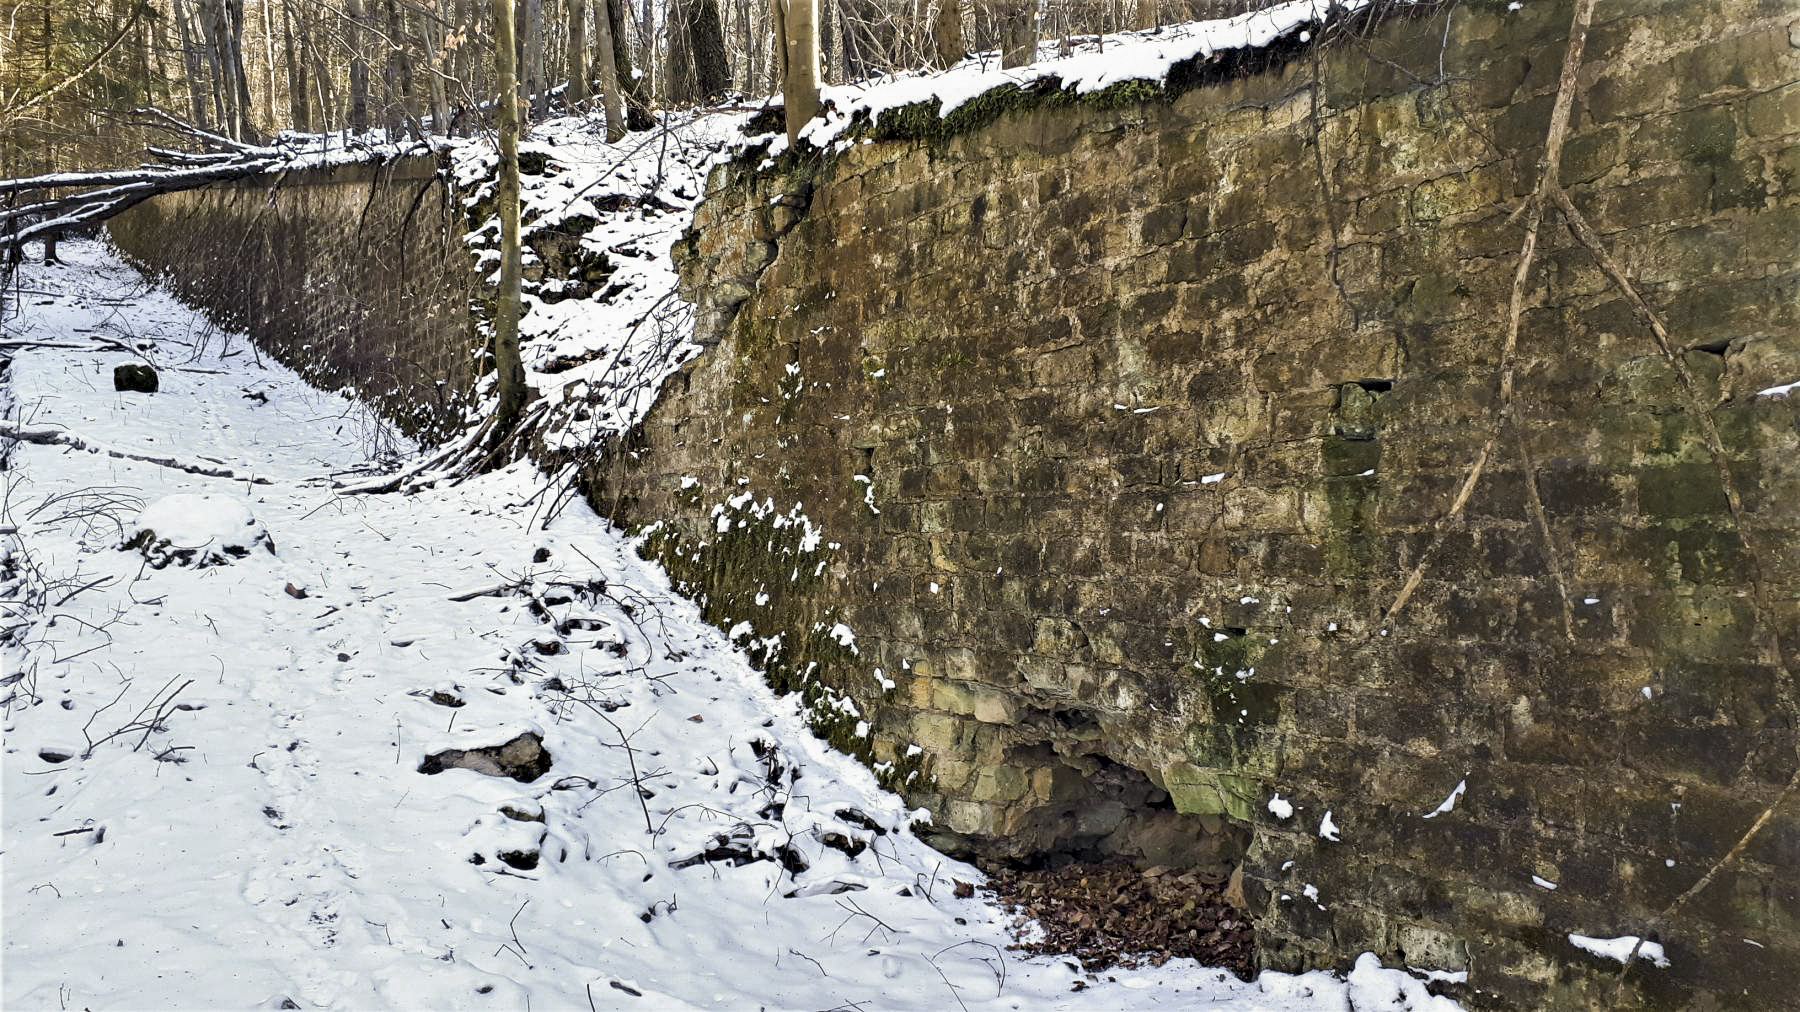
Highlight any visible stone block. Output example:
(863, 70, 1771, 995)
(1162, 760, 1259, 822)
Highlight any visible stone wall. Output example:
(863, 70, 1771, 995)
(589, 1, 1800, 1006)
(109, 156, 480, 443)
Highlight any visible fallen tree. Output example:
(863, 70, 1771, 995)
(1, 108, 433, 256)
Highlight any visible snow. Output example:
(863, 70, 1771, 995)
(1422, 778, 1467, 819)
(1257, 953, 1462, 1011)
(1569, 933, 1670, 969)
(1531, 875, 1559, 891)
(446, 111, 753, 458)
(1319, 810, 1342, 841)
(130, 493, 268, 558)
(769, 0, 1368, 157)
(1756, 379, 1800, 397)
(2, 240, 1467, 1008)
(1268, 793, 1295, 819)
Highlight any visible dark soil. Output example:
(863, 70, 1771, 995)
(978, 861, 1255, 979)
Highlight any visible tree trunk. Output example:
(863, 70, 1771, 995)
(608, 0, 653, 130)
(771, 0, 818, 146)
(666, 0, 695, 105)
(421, 0, 451, 131)
(152, 0, 177, 109)
(346, 0, 371, 133)
(689, 0, 730, 99)
(381, 0, 403, 134)
(172, 0, 212, 129)
(841, 0, 888, 81)
(995, 0, 1033, 67)
(310, 17, 335, 132)
(592, 0, 625, 137)
(280, 0, 309, 130)
(451, 0, 476, 134)
(1134, 0, 1154, 31)
(636, 0, 655, 107)
(259, 0, 278, 128)
(566, 0, 590, 104)
(739, 0, 754, 94)
(193, 0, 231, 133)
(521, 0, 547, 118)
(224, 0, 258, 140)
(490, 0, 528, 442)
(930, 0, 963, 68)
(382, 0, 418, 137)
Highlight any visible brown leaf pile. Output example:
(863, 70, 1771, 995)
(980, 862, 1254, 979)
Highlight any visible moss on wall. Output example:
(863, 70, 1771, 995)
(606, 1, 1800, 1005)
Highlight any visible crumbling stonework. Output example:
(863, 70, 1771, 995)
(109, 157, 480, 443)
(592, 1, 1800, 1006)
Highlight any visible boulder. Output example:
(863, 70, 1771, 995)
(113, 363, 159, 393)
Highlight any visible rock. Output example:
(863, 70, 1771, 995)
(498, 801, 544, 822)
(113, 363, 159, 393)
(418, 731, 552, 783)
(124, 494, 274, 569)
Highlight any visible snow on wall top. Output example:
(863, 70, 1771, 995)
(758, 0, 1374, 158)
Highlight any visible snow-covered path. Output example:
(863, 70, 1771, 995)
(1, 242, 1460, 1011)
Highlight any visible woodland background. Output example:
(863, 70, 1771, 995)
(0, 0, 1266, 175)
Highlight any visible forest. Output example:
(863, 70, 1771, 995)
(0, 0, 1259, 176)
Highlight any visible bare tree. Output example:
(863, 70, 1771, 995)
(991, 0, 1034, 67)
(591, 0, 625, 137)
(567, 0, 590, 104)
(669, 0, 731, 104)
(606, 0, 653, 129)
(521, 0, 547, 118)
(490, 0, 528, 441)
(278, 0, 309, 129)
(930, 0, 963, 68)
(347, 0, 373, 132)
(771, 0, 818, 145)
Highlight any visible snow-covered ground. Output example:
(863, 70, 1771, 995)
(0, 245, 1465, 1010)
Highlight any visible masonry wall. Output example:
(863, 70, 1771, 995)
(109, 156, 480, 443)
(590, 1, 1800, 1006)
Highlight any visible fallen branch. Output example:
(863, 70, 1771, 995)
(447, 581, 523, 602)
(0, 158, 280, 251)
(128, 107, 278, 157)
(0, 424, 272, 484)
(0, 338, 136, 353)
(1357, 0, 1800, 994)
(0, 156, 276, 205)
